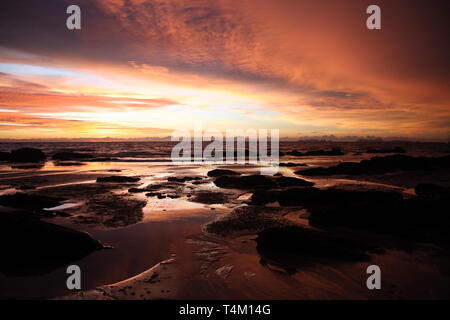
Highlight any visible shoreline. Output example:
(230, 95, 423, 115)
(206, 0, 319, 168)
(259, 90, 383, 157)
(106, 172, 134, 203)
(1, 142, 450, 299)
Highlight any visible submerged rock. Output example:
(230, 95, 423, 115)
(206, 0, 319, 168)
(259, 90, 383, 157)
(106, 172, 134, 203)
(206, 206, 288, 236)
(190, 191, 228, 204)
(78, 194, 147, 228)
(167, 176, 203, 183)
(0, 212, 104, 277)
(96, 176, 140, 183)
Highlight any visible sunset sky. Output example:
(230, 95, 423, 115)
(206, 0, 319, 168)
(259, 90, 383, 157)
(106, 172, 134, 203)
(0, 0, 449, 140)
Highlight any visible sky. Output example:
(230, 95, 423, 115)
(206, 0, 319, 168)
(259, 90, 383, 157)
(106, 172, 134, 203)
(0, 0, 449, 140)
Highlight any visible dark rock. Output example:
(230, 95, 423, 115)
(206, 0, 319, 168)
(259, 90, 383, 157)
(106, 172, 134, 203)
(366, 146, 406, 154)
(167, 176, 203, 183)
(9, 148, 46, 163)
(0, 151, 10, 161)
(251, 187, 404, 228)
(297, 155, 450, 176)
(207, 169, 241, 177)
(287, 148, 344, 157)
(190, 191, 228, 204)
(11, 164, 44, 169)
(214, 174, 314, 190)
(52, 152, 94, 161)
(0, 193, 65, 211)
(0, 212, 104, 277)
(128, 187, 148, 193)
(256, 226, 374, 274)
(18, 185, 36, 190)
(403, 194, 450, 231)
(415, 183, 450, 197)
(53, 161, 85, 166)
(275, 176, 314, 188)
(251, 190, 282, 205)
(192, 180, 207, 185)
(145, 192, 160, 197)
(279, 163, 307, 167)
(96, 176, 140, 183)
(214, 175, 277, 190)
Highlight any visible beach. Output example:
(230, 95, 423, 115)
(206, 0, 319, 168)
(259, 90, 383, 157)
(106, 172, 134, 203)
(1, 141, 449, 299)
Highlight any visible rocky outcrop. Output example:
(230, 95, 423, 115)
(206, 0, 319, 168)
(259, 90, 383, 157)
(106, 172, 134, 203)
(256, 226, 374, 274)
(0, 212, 104, 277)
(366, 146, 406, 154)
(7, 148, 46, 163)
(0, 193, 65, 212)
(207, 169, 241, 177)
(96, 176, 140, 183)
(52, 152, 94, 161)
(287, 148, 344, 156)
(297, 155, 450, 176)
(213, 174, 314, 190)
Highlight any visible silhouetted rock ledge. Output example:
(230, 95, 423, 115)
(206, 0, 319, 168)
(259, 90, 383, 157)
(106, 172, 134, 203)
(251, 186, 450, 240)
(366, 146, 406, 154)
(0, 148, 46, 163)
(250, 187, 408, 228)
(53, 161, 86, 166)
(296, 155, 450, 176)
(52, 152, 94, 161)
(214, 174, 314, 190)
(207, 169, 241, 177)
(279, 162, 308, 167)
(0, 212, 104, 277)
(167, 176, 203, 182)
(0, 193, 65, 212)
(256, 226, 374, 274)
(96, 176, 140, 183)
(415, 183, 450, 197)
(287, 148, 344, 157)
